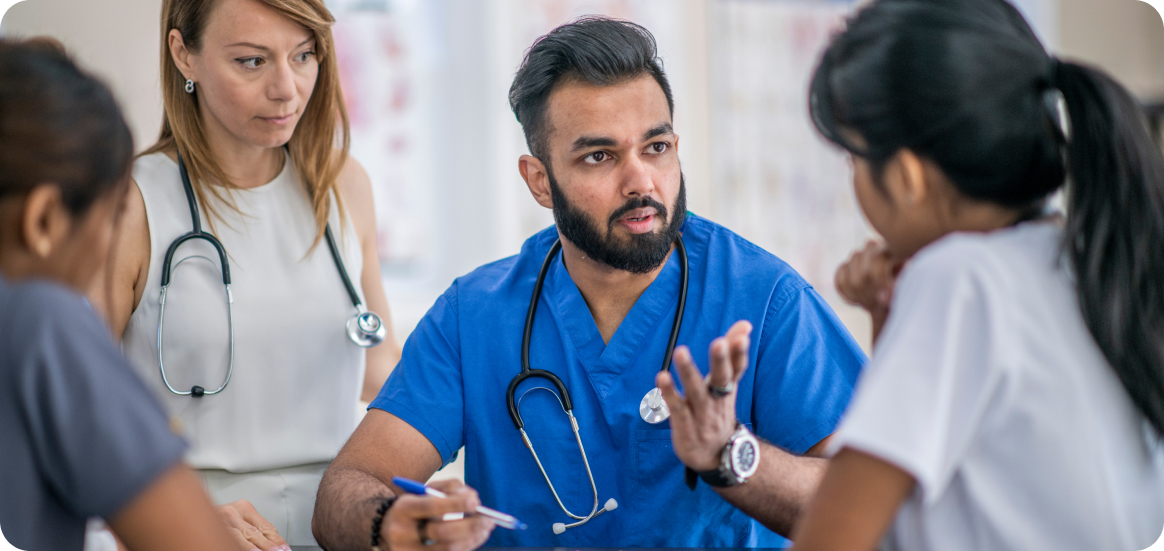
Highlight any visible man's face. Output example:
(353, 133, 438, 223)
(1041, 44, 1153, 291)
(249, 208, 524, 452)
(541, 74, 685, 273)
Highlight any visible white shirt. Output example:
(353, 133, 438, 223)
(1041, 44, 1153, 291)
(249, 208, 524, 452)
(122, 153, 366, 473)
(830, 222, 1164, 551)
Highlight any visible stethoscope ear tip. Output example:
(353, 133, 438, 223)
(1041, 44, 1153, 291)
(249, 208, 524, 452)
(552, 523, 566, 535)
(604, 498, 618, 511)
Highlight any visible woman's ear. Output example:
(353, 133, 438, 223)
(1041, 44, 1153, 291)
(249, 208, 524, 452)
(21, 185, 71, 259)
(168, 29, 197, 82)
(519, 155, 554, 210)
(883, 149, 930, 207)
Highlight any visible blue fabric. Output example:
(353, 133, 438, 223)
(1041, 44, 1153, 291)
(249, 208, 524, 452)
(371, 214, 865, 547)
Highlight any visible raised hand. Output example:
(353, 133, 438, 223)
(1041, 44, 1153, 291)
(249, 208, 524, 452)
(656, 320, 753, 472)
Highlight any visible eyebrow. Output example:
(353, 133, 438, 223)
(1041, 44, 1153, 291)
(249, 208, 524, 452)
(569, 123, 675, 152)
(224, 37, 315, 51)
(643, 123, 674, 141)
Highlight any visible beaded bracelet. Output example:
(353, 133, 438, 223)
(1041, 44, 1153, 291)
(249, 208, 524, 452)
(370, 496, 397, 551)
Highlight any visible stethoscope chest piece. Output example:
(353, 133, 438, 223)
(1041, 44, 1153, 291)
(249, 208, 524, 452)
(347, 311, 386, 348)
(640, 387, 670, 424)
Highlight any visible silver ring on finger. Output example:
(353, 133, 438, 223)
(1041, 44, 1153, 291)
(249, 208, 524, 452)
(708, 381, 734, 398)
(418, 519, 435, 546)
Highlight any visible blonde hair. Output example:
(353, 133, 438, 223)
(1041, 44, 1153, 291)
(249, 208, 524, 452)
(143, 0, 350, 246)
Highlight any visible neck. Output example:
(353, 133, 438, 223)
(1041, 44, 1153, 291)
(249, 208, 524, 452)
(200, 113, 285, 189)
(559, 235, 673, 345)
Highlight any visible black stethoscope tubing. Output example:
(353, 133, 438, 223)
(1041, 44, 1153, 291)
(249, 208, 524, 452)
(506, 235, 689, 430)
(157, 153, 379, 398)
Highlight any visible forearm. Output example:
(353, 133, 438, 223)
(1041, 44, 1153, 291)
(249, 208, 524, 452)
(312, 466, 396, 551)
(713, 442, 828, 537)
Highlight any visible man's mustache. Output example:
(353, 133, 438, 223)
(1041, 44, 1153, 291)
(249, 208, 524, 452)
(607, 196, 669, 229)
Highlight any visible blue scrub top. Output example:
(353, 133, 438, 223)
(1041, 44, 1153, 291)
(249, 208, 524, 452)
(371, 214, 865, 547)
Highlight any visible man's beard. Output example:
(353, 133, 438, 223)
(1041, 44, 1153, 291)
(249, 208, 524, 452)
(548, 169, 687, 274)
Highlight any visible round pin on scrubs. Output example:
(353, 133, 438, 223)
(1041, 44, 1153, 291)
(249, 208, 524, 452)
(640, 387, 670, 423)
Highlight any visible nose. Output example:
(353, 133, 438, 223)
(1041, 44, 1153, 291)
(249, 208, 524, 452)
(620, 153, 656, 199)
(267, 60, 297, 103)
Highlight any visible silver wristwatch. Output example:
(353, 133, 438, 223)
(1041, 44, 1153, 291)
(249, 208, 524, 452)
(695, 424, 760, 487)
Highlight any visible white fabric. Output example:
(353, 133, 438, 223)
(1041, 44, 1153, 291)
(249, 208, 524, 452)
(830, 222, 1164, 551)
(122, 153, 366, 545)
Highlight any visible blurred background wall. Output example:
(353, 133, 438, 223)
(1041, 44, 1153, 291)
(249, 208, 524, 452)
(3, 0, 1162, 354)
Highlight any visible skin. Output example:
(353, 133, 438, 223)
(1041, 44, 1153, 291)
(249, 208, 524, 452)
(87, 0, 402, 549)
(0, 183, 238, 551)
(313, 74, 831, 548)
(786, 149, 1030, 551)
(517, 75, 681, 343)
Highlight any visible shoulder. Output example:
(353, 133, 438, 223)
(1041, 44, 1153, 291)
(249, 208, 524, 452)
(1, 281, 101, 360)
(335, 153, 373, 202)
(441, 226, 560, 302)
(333, 153, 376, 236)
(131, 152, 178, 191)
(902, 223, 1061, 290)
(685, 213, 811, 301)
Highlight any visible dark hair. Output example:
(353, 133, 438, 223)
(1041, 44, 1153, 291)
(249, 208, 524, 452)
(0, 39, 134, 214)
(810, 0, 1164, 434)
(508, 16, 674, 161)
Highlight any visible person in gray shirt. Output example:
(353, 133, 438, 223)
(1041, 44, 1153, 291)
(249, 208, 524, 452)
(0, 38, 239, 550)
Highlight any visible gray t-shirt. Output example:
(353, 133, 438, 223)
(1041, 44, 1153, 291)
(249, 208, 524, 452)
(0, 277, 186, 550)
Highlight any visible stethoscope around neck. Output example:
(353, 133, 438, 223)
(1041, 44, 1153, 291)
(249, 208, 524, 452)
(156, 153, 386, 398)
(506, 235, 688, 533)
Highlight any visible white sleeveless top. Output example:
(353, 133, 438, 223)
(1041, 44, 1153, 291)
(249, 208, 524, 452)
(123, 152, 366, 473)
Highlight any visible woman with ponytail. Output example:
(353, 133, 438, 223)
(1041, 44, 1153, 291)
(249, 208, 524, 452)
(786, 0, 1164, 549)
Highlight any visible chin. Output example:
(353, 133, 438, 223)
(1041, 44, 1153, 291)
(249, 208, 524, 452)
(251, 132, 295, 150)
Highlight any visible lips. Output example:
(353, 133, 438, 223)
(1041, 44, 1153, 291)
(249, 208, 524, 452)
(617, 207, 657, 234)
(619, 207, 657, 223)
(260, 113, 296, 125)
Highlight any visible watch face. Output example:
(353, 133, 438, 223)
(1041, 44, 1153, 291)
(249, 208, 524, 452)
(730, 436, 760, 478)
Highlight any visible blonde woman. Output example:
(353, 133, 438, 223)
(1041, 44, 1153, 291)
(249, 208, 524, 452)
(92, 0, 401, 549)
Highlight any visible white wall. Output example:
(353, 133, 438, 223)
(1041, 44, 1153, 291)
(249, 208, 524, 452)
(2, 0, 164, 152)
(4, 0, 1163, 352)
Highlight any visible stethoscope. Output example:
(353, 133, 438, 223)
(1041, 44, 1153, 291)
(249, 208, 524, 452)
(506, 235, 687, 533)
(156, 153, 386, 398)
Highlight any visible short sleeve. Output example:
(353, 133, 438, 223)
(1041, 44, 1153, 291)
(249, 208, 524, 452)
(370, 287, 464, 464)
(9, 284, 186, 519)
(829, 244, 1009, 504)
(753, 285, 866, 454)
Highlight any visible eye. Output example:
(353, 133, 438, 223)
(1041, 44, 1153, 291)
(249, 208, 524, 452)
(648, 142, 669, 154)
(238, 57, 263, 69)
(583, 151, 609, 165)
(296, 51, 316, 63)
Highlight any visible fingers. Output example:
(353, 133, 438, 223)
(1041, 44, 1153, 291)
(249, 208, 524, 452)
(835, 239, 898, 313)
(218, 500, 288, 551)
(386, 485, 496, 551)
(656, 370, 690, 426)
(426, 479, 481, 513)
(424, 515, 495, 551)
(723, 320, 752, 383)
(672, 345, 710, 415)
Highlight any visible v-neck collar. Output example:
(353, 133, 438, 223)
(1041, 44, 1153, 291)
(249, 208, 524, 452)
(541, 242, 685, 400)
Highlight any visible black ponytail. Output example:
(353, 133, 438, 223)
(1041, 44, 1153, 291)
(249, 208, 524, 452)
(1054, 60, 1164, 434)
(811, 0, 1164, 434)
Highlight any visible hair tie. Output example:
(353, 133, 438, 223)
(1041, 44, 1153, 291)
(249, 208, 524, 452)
(1041, 58, 1070, 145)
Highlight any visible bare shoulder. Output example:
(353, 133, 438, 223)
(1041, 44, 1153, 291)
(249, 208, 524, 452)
(89, 176, 151, 337)
(334, 152, 376, 234)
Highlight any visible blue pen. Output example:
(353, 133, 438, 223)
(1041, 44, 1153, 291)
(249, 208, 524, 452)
(392, 476, 528, 531)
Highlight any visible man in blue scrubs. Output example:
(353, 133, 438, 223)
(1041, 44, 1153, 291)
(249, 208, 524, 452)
(313, 17, 865, 550)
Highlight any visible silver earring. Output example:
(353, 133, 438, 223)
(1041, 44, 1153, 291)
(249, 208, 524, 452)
(185, 79, 195, 94)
